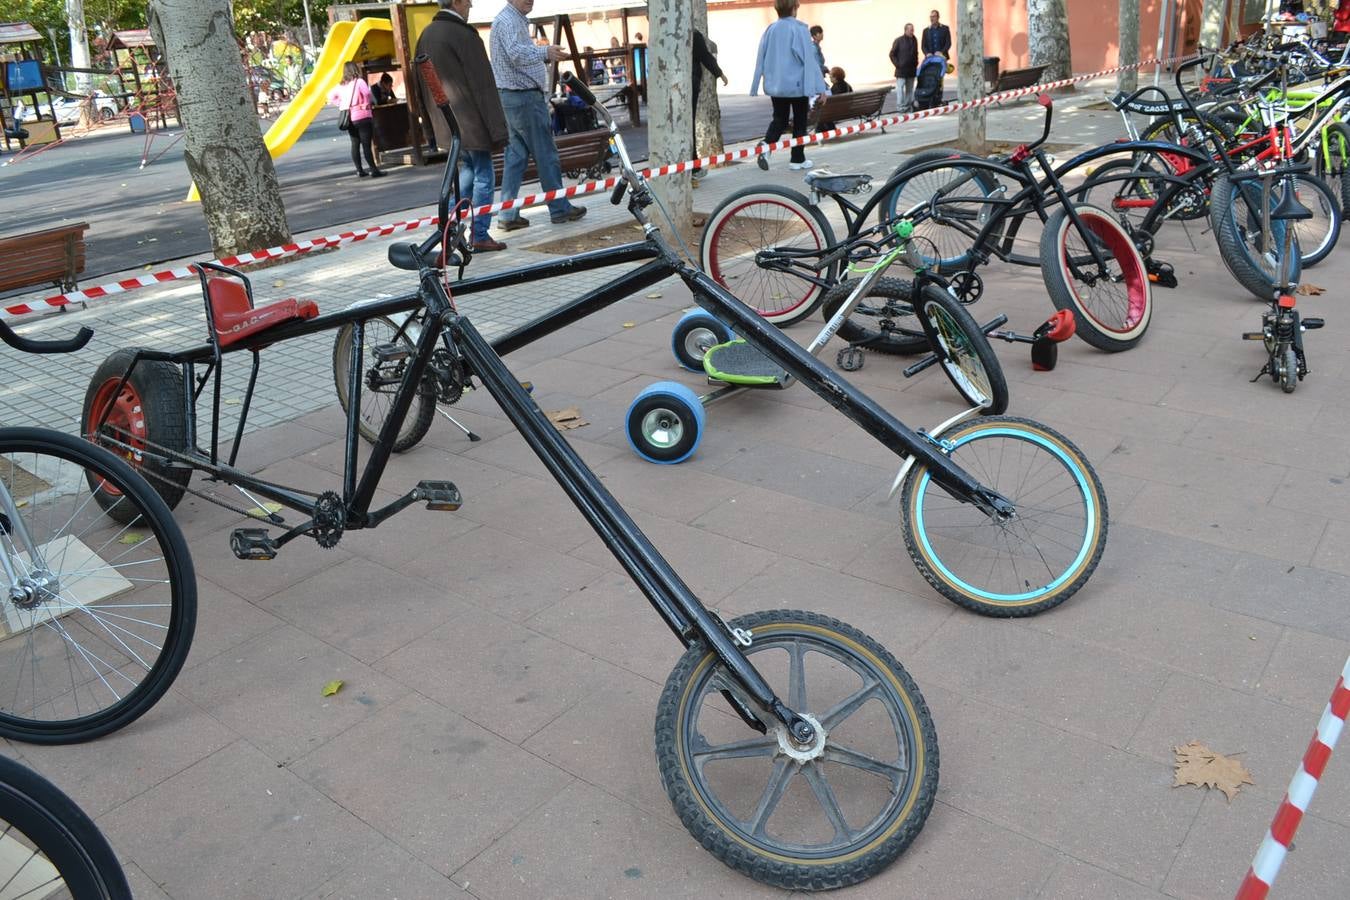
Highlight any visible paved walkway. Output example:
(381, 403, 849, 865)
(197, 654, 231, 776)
(6, 82, 1350, 899)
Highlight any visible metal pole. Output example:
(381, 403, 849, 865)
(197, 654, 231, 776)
(1154, 0, 1170, 83)
(301, 0, 316, 59)
(46, 27, 63, 68)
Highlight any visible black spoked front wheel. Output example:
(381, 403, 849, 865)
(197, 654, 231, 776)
(656, 609, 938, 890)
(0, 429, 196, 743)
(0, 755, 132, 897)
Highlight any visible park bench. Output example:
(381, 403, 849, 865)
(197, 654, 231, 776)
(988, 63, 1050, 94)
(0, 222, 90, 296)
(808, 87, 894, 133)
(491, 127, 613, 185)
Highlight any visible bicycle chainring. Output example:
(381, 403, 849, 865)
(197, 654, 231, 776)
(310, 491, 346, 549)
(431, 349, 467, 405)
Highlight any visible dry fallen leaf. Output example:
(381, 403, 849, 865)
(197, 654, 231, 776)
(546, 406, 589, 430)
(118, 532, 145, 545)
(645, 292, 663, 299)
(622, 322, 636, 328)
(1173, 740, 1253, 801)
(322, 679, 343, 697)
(1296, 283, 1325, 296)
(246, 501, 284, 519)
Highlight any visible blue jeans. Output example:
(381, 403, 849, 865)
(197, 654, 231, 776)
(497, 89, 576, 221)
(458, 149, 495, 243)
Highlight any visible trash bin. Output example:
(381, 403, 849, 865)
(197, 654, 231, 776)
(128, 112, 147, 134)
(983, 57, 1000, 87)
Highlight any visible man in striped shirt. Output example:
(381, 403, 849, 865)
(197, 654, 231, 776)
(490, 0, 587, 229)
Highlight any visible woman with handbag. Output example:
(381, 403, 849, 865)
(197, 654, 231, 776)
(329, 62, 384, 178)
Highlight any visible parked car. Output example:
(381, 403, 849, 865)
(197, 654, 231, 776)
(14, 92, 120, 125)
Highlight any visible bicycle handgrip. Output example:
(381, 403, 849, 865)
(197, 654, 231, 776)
(610, 179, 627, 205)
(416, 54, 448, 107)
(561, 72, 598, 108)
(0, 319, 93, 354)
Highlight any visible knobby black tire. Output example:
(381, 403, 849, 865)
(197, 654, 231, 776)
(82, 348, 191, 519)
(1039, 204, 1152, 352)
(819, 277, 928, 354)
(0, 755, 132, 898)
(1317, 121, 1350, 214)
(915, 283, 1009, 414)
(1209, 174, 1302, 301)
(0, 428, 195, 743)
(655, 609, 938, 891)
(332, 316, 437, 453)
(699, 185, 838, 326)
(900, 416, 1108, 617)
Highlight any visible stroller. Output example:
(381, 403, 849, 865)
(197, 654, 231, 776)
(913, 53, 947, 110)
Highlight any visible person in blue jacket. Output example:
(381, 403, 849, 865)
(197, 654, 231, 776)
(750, 0, 829, 171)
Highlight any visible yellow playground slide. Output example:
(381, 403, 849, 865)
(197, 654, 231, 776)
(187, 18, 396, 201)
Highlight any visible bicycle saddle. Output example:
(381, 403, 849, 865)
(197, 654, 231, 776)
(206, 276, 318, 348)
(804, 169, 872, 195)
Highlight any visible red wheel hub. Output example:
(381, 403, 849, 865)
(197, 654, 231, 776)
(87, 378, 148, 496)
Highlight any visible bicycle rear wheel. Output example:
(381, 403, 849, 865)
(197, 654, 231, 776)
(0, 754, 132, 898)
(332, 314, 438, 452)
(0, 428, 195, 744)
(1040, 204, 1152, 352)
(879, 155, 1004, 271)
(1209, 174, 1303, 300)
(900, 416, 1107, 616)
(700, 186, 838, 326)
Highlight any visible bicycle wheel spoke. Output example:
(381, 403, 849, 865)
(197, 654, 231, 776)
(801, 763, 855, 843)
(819, 679, 880, 730)
(823, 743, 909, 787)
(746, 758, 796, 838)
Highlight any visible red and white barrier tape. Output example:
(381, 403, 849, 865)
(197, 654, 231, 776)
(1235, 655, 1350, 900)
(10, 54, 1182, 319)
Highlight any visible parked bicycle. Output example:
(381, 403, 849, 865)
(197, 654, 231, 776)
(0, 320, 195, 746)
(0, 753, 132, 898)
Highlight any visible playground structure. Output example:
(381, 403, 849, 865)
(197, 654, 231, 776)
(183, 0, 647, 202)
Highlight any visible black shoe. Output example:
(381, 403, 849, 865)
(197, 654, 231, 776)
(756, 153, 769, 171)
(550, 206, 588, 224)
(499, 216, 530, 231)
(357, 170, 369, 178)
(370, 169, 386, 178)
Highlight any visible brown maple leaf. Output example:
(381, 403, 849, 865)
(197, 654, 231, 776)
(1173, 740, 1254, 802)
(546, 406, 588, 431)
(1296, 283, 1326, 296)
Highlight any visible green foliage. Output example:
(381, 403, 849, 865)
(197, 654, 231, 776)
(7, 0, 146, 64)
(232, 0, 339, 34)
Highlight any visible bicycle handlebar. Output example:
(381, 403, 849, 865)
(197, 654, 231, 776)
(560, 72, 598, 108)
(0, 319, 93, 355)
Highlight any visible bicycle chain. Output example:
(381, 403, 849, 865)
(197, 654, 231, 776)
(92, 427, 319, 523)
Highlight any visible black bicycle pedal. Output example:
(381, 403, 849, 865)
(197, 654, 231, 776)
(836, 346, 865, 371)
(372, 342, 411, 363)
(230, 528, 277, 560)
(415, 480, 462, 511)
(1302, 318, 1325, 330)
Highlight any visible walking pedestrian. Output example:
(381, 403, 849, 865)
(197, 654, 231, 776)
(890, 24, 918, 111)
(417, 0, 510, 252)
(750, 0, 828, 171)
(489, 0, 586, 230)
(922, 9, 952, 60)
(329, 61, 383, 178)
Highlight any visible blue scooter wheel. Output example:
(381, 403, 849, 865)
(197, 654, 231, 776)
(671, 310, 733, 372)
(625, 381, 704, 464)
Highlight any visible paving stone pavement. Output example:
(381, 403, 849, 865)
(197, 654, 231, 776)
(4, 80, 1350, 898)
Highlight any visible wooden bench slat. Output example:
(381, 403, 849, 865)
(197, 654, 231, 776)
(0, 222, 89, 294)
(808, 87, 892, 132)
(491, 128, 611, 185)
(990, 64, 1049, 94)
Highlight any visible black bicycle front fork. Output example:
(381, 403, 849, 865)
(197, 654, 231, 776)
(443, 306, 816, 746)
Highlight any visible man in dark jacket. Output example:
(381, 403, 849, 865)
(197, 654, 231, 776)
(921, 10, 951, 59)
(889, 23, 918, 111)
(416, 0, 511, 251)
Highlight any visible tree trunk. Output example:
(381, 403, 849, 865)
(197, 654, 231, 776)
(1117, 0, 1140, 93)
(1199, 0, 1226, 51)
(1027, 0, 1073, 83)
(957, 0, 986, 154)
(692, 0, 723, 159)
(65, 0, 91, 91)
(647, 0, 693, 230)
(148, 0, 289, 258)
